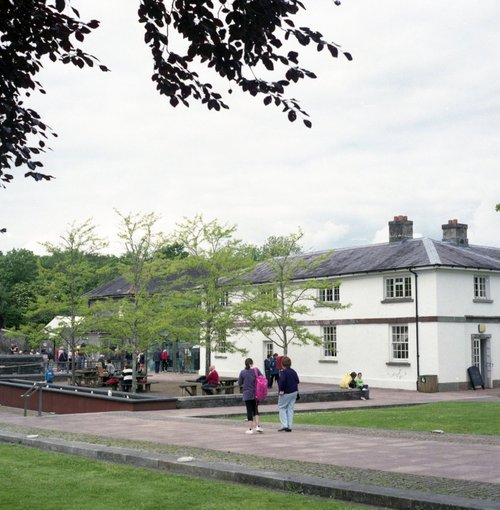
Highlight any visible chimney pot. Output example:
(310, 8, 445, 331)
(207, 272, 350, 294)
(389, 216, 413, 242)
(442, 219, 468, 246)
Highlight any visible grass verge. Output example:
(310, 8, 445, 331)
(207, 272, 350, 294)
(0, 443, 370, 510)
(259, 402, 500, 435)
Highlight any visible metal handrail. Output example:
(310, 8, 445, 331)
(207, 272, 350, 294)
(21, 381, 45, 417)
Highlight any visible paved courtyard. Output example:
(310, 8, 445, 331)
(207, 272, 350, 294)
(1, 373, 499, 509)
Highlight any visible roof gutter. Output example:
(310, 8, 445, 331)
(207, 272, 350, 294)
(408, 268, 420, 388)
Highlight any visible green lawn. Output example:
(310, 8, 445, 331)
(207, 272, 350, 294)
(260, 402, 500, 435)
(0, 444, 371, 510)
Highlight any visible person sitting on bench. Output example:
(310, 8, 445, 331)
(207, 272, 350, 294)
(121, 364, 133, 392)
(202, 365, 220, 394)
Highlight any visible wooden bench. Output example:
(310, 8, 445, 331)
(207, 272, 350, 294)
(135, 380, 158, 392)
(203, 384, 239, 395)
(136, 381, 151, 392)
(105, 381, 120, 391)
(220, 384, 239, 395)
(179, 383, 199, 396)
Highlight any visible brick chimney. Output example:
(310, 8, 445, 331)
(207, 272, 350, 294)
(442, 219, 468, 247)
(389, 215, 413, 243)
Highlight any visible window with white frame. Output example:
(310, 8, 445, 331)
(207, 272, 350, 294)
(385, 276, 412, 299)
(322, 325, 337, 358)
(219, 290, 230, 307)
(259, 285, 278, 301)
(473, 275, 490, 300)
(214, 330, 227, 353)
(319, 287, 340, 303)
(391, 325, 409, 360)
(265, 342, 274, 358)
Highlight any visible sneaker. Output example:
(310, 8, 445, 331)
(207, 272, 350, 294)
(255, 426, 263, 433)
(361, 397, 366, 401)
(245, 429, 254, 434)
(284, 428, 292, 432)
(277, 427, 287, 432)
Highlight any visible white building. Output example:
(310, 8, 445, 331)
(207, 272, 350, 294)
(212, 217, 500, 391)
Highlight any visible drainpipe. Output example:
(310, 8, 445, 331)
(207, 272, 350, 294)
(408, 268, 420, 389)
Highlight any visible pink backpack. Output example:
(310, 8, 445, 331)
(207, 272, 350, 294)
(253, 368, 268, 401)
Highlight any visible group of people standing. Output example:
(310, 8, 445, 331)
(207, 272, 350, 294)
(238, 355, 299, 434)
(264, 353, 282, 388)
(152, 349, 169, 374)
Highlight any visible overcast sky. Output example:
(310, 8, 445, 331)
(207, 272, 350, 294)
(2, 0, 500, 255)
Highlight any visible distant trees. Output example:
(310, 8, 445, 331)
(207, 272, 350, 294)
(19, 219, 109, 382)
(1, 213, 351, 368)
(0, 249, 39, 329)
(1, 0, 351, 185)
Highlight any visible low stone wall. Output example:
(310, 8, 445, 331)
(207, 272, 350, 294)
(1, 379, 369, 414)
(176, 388, 369, 409)
(0, 379, 177, 414)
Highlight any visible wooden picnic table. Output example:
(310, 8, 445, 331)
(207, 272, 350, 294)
(104, 374, 154, 392)
(218, 377, 238, 387)
(71, 368, 99, 387)
(183, 377, 240, 396)
(179, 382, 200, 396)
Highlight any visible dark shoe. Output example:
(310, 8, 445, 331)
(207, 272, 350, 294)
(277, 427, 287, 432)
(284, 428, 292, 432)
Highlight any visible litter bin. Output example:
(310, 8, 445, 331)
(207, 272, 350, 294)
(417, 375, 438, 393)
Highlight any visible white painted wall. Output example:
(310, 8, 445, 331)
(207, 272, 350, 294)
(207, 268, 500, 391)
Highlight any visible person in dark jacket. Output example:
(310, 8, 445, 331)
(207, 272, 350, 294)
(269, 353, 279, 388)
(277, 356, 299, 432)
(153, 348, 162, 374)
(264, 354, 272, 388)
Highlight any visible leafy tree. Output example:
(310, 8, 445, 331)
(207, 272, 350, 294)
(496, 203, 499, 212)
(1, 0, 350, 185)
(238, 231, 346, 355)
(89, 211, 199, 389)
(0, 0, 107, 187)
(0, 249, 39, 329)
(171, 215, 254, 374)
(256, 233, 303, 260)
(23, 219, 107, 382)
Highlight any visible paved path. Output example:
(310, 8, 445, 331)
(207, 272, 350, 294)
(1, 376, 499, 507)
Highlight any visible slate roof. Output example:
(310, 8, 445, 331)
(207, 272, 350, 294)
(84, 276, 134, 299)
(84, 268, 204, 299)
(85, 238, 500, 296)
(243, 238, 500, 284)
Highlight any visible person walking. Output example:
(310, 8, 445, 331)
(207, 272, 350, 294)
(238, 358, 264, 434)
(277, 356, 299, 432)
(153, 348, 162, 374)
(161, 349, 169, 372)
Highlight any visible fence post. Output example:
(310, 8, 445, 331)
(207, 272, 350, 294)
(37, 383, 43, 416)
